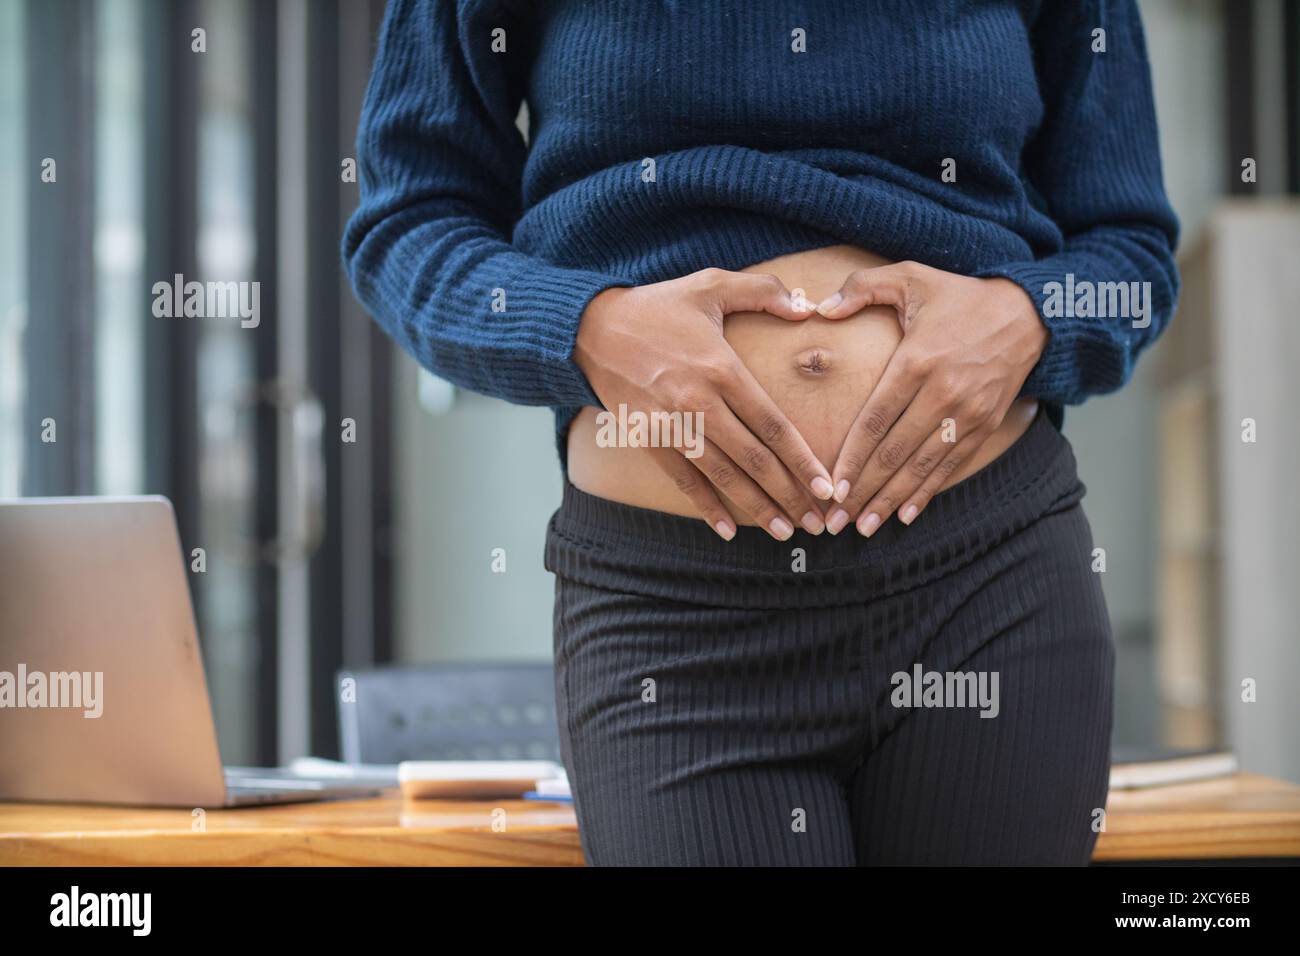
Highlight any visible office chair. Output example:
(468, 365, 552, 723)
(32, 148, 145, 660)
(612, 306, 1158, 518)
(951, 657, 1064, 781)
(337, 663, 562, 764)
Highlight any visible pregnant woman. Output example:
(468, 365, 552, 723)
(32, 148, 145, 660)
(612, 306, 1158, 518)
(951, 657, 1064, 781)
(345, 0, 1179, 865)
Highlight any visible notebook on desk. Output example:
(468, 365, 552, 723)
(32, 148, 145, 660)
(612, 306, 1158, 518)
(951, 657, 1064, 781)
(1109, 747, 1238, 789)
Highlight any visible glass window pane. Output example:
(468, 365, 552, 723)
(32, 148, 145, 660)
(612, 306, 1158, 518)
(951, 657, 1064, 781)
(0, 0, 26, 498)
(94, 0, 146, 495)
(195, 0, 260, 765)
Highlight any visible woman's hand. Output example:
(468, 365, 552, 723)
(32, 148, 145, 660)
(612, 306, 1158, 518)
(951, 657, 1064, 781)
(815, 261, 1048, 535)
(575, 269, 835, 541)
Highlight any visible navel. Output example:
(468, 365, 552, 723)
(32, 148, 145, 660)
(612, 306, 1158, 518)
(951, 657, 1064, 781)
(795, 347, 832, 376)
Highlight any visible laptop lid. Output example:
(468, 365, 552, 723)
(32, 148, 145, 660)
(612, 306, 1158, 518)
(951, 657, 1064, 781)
(0, 496, 227, 807)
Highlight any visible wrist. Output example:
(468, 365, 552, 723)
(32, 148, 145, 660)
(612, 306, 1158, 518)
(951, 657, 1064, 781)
(575, 286, 631, 373)
(989, 277, 1048, 353)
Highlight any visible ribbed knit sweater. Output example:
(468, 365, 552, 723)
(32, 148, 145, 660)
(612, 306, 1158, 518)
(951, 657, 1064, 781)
(342, 0, 1179, 458)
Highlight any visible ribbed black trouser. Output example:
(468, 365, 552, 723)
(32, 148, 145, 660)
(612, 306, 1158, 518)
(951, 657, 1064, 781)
(545, 412, 1113, 866)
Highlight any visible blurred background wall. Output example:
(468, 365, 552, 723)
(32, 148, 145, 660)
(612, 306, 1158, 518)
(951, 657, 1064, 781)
(1, 0, 1297, 778)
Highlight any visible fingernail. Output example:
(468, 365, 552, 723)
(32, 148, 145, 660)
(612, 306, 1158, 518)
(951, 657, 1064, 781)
(769, 517, 794, 540)
(714, 520, 735, 541)
(817, 292, 843, 315)
(858, 512, 882, 537)
(800, 511, 825, 535)
(826, 509, 850, 535)
(900, 504, 919, 525)
(833, 479, 850, 503)
(811, 476, 834, 500)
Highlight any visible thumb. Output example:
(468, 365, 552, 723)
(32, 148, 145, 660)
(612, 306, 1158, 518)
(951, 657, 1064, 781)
(709, 271, 811, 322)
(816, 262, 916, 319)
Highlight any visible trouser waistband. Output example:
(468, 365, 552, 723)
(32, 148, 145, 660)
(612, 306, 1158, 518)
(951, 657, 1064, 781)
(544, 409, 1084, 608)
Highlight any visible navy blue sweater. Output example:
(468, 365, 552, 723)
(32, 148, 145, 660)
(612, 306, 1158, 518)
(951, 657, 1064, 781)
(343, 0, 1179, 455)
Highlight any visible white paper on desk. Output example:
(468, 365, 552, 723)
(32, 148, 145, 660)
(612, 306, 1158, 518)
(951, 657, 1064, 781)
(532, 773, 570, 798)
(286, 756, 401, 787)
(398, 760, 563, 799)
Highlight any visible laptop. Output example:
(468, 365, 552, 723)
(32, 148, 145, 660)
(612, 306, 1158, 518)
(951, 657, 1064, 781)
(0, 496, 382, 807)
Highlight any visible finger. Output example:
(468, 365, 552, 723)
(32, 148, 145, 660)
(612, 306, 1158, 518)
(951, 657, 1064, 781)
(786, 285, 820, 317)
(834, 389, 945, 533)
(829, 351, 923, 504)
(691, 437, 802, 541)
(721, 361, 834, 502)
(649, 447, 739, 541)
(707, 404, 826, 535)
(703, 269, 810, 322)
(894, 429, 991, 527)
(815, 262, 920, 320)
(856, 426, 959, 536)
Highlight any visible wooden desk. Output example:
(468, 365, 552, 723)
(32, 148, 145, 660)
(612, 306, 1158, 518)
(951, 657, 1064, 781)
(2, 774, 1298, 866)
(1093, 772, 1300, 862)
(0, 795, 583, 866)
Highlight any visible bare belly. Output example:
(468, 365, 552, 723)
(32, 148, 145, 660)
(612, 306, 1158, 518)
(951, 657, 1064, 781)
(567, 245, 1039, 525)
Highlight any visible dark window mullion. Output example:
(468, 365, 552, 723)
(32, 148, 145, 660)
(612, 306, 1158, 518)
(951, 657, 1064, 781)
(365, 0, 395, 669)
(1225, 0, 1256, 196)
(307, 0, 343, 759)
(252, 0, 281, 768)
(1286, 0, 1298, 194)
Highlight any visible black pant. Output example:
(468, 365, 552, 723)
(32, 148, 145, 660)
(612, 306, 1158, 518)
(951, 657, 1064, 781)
(545, 412, 1114, 866)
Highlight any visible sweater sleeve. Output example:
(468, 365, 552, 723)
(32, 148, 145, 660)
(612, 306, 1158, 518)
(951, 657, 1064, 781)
(973, 0, 1180, 405)
(341, 0, 625, 408)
